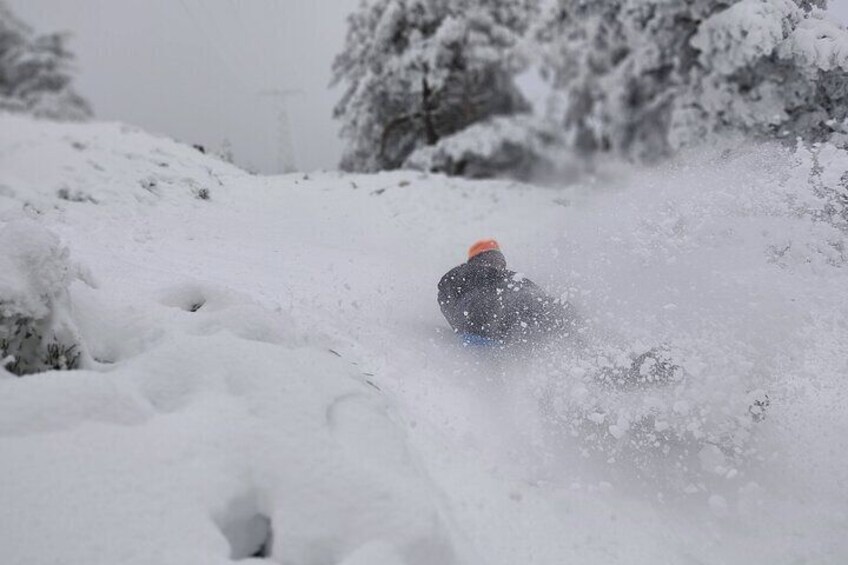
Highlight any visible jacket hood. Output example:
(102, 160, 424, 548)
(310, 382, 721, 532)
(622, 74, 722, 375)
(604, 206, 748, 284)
(468, 249, 507, 270)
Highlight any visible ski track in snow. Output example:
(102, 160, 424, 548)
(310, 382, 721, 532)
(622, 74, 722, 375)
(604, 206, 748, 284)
(1, 113, 847, 564)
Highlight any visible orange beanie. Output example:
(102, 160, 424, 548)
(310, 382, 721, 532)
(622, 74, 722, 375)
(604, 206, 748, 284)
(468, 238, 500, 260)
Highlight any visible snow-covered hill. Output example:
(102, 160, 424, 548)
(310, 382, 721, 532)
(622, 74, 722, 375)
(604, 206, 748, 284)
(1, 112, 847, 564)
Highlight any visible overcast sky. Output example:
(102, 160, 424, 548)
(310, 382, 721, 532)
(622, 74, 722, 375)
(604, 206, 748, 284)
(7, 0, 358, 173)
(7, 1, 848, 173)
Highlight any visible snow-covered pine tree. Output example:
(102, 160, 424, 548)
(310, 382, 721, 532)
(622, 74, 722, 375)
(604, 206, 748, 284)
(332, 0, 537, 172)
(539, 0, 848, 161)
(0, 1, 92, 121)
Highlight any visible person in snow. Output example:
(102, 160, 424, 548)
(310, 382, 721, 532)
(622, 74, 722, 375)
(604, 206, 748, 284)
(437, 239, 677, 385)
(437, 239, 769, 419)
(437, 239, 583, 346)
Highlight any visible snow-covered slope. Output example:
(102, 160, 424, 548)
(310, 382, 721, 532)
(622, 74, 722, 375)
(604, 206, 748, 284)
(1, 112, 847, 564)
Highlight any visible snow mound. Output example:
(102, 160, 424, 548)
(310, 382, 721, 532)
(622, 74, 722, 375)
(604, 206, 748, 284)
(0, 280, 465, 565)
(0, 220, 76, 320)
(0, 112, 243, 214)
(0, 333, 462, 564)
(0, 220, 91, 375)
(0, 114, 467, 565)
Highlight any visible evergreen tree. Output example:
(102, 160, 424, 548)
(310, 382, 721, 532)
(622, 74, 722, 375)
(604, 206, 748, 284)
(332, 0, 537, 172)
(539, 0, 848, 161)
(0, 2, 92, 121)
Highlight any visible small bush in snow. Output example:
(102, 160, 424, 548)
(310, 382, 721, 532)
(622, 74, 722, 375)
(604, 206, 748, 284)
(1, 322, 81, 375)
(56, 187, 98, 204)
(0, 221, 87, 376)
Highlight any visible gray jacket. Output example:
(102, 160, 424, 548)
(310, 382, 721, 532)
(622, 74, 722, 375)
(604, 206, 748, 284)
(437, 250, 580, 342)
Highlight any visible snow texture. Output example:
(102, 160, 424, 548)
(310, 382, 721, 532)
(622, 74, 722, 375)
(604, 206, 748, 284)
(1, 111, 848, 564)
(540, 0, 848, 161)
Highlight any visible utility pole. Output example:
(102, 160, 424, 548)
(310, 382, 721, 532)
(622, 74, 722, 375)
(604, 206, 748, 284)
(258, 89, 302, 174)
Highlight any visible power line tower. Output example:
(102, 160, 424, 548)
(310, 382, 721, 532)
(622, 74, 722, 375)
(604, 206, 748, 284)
(259, 89, 302, 174)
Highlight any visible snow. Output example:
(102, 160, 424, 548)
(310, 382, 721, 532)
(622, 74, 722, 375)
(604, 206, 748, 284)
(692, 0, 798, 76)
(404, 114, 563, 179)
(782, 8, 848, 73)
(0, 221, 74, 320)
(692, 2, 848, 76)
(1, 111, 848, 563)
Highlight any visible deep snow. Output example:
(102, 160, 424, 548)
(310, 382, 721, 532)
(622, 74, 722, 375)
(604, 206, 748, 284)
(1, 113, 847, 564)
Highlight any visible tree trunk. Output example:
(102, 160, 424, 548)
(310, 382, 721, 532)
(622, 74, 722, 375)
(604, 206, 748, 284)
(421, 75, 439, 145)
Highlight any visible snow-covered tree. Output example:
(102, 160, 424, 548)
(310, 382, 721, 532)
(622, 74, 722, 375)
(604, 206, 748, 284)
(404, 113, 570, 180)
(0, 1, 92, 121)
(539, 0, 848, 161)
(332, 0, 537, 172)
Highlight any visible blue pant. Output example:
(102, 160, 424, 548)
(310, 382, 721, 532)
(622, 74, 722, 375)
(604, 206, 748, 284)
(460, 333, 501, 348)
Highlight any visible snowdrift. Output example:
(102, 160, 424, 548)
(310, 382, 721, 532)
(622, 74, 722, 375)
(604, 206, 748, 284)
(1, 111, 847, 564)
(0, 114, 467, 565)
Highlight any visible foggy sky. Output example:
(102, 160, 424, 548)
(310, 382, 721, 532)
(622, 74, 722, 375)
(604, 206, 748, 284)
(7, 1, 848, 173)
(7, 0, 359, 173)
